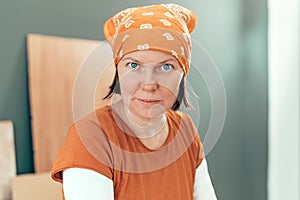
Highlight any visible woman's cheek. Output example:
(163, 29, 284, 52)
(119, 73, 140, 96)
(157, 76, 181, 95)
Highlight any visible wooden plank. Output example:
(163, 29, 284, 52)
(0, 120, 16, 200)
(27, 34, 114, 172)
(12, 172, 62, 200)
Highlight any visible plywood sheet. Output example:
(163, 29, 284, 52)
(27, 34, 115, 172)
(12, 172, 62, 200)
(0, 120, 16, 200)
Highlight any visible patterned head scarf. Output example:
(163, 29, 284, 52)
(103, 4, 197, 75)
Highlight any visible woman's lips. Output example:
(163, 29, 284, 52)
(136, 98, 161, 106)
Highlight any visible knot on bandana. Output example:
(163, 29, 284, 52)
(103, 4, 197, 75)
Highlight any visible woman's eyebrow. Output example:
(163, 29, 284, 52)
(122, 57, 177, 64)
(121, 57, 140, 63)
(157, 59, 177, 64)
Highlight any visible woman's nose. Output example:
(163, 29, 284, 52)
(140, 69, 158, 91)
(141, 82, 158, 91)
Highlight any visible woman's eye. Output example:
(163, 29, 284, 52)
(128, 62, 139, 69)
(161, 64, 173, 71)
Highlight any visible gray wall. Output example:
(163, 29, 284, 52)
(0, 0, 267, 199)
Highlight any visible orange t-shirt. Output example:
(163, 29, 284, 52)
(51, 105, 204, 200)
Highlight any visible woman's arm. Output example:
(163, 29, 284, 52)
(194, 158, 217, 200)
(63, 168, 114, 200)
(63, 159, 216, 200)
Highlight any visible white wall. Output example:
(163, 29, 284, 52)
(268, 0, 299, 199)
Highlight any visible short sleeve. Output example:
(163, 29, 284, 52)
(194, 132, 205, 168)
(181, 113, 205, 168)
(51, 120, 114, 183)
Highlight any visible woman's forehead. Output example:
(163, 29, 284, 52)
(121, 50, 178, 63)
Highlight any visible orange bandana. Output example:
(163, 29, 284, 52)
(103, 4, 197, 75)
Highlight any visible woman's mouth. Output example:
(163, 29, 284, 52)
(137, 98, 161, 106)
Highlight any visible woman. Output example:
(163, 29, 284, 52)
(51, 3, 217, 199)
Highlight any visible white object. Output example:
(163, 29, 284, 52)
(0, 121, 16, 200)
(63, 168, 114, 200)
(194, 159, 217, 200)
(268, 0, 300, 199)
(63, 158, 217, 199)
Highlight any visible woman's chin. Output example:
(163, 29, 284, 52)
(131, 107, 165, 120)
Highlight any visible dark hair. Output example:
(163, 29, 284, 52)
(103, 71, 190, 111)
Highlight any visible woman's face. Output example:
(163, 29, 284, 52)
(117, 50, 184, 120)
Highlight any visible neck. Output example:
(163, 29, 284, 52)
(113, 100, 167, 139)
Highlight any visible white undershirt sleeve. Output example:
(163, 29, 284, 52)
(194, 158, 218, 200)
(63, 168, 114, 200)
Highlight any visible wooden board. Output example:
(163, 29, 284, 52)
(12, 172, 62, 200)
(27, 34, 115, 172)
(0, 120, 16, 200)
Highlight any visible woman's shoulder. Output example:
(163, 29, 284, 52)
(166, 110, 194, 126)
(68, 105, 115, 138)
(73, 104, 113, 126)
(51, 105, 115, 183)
